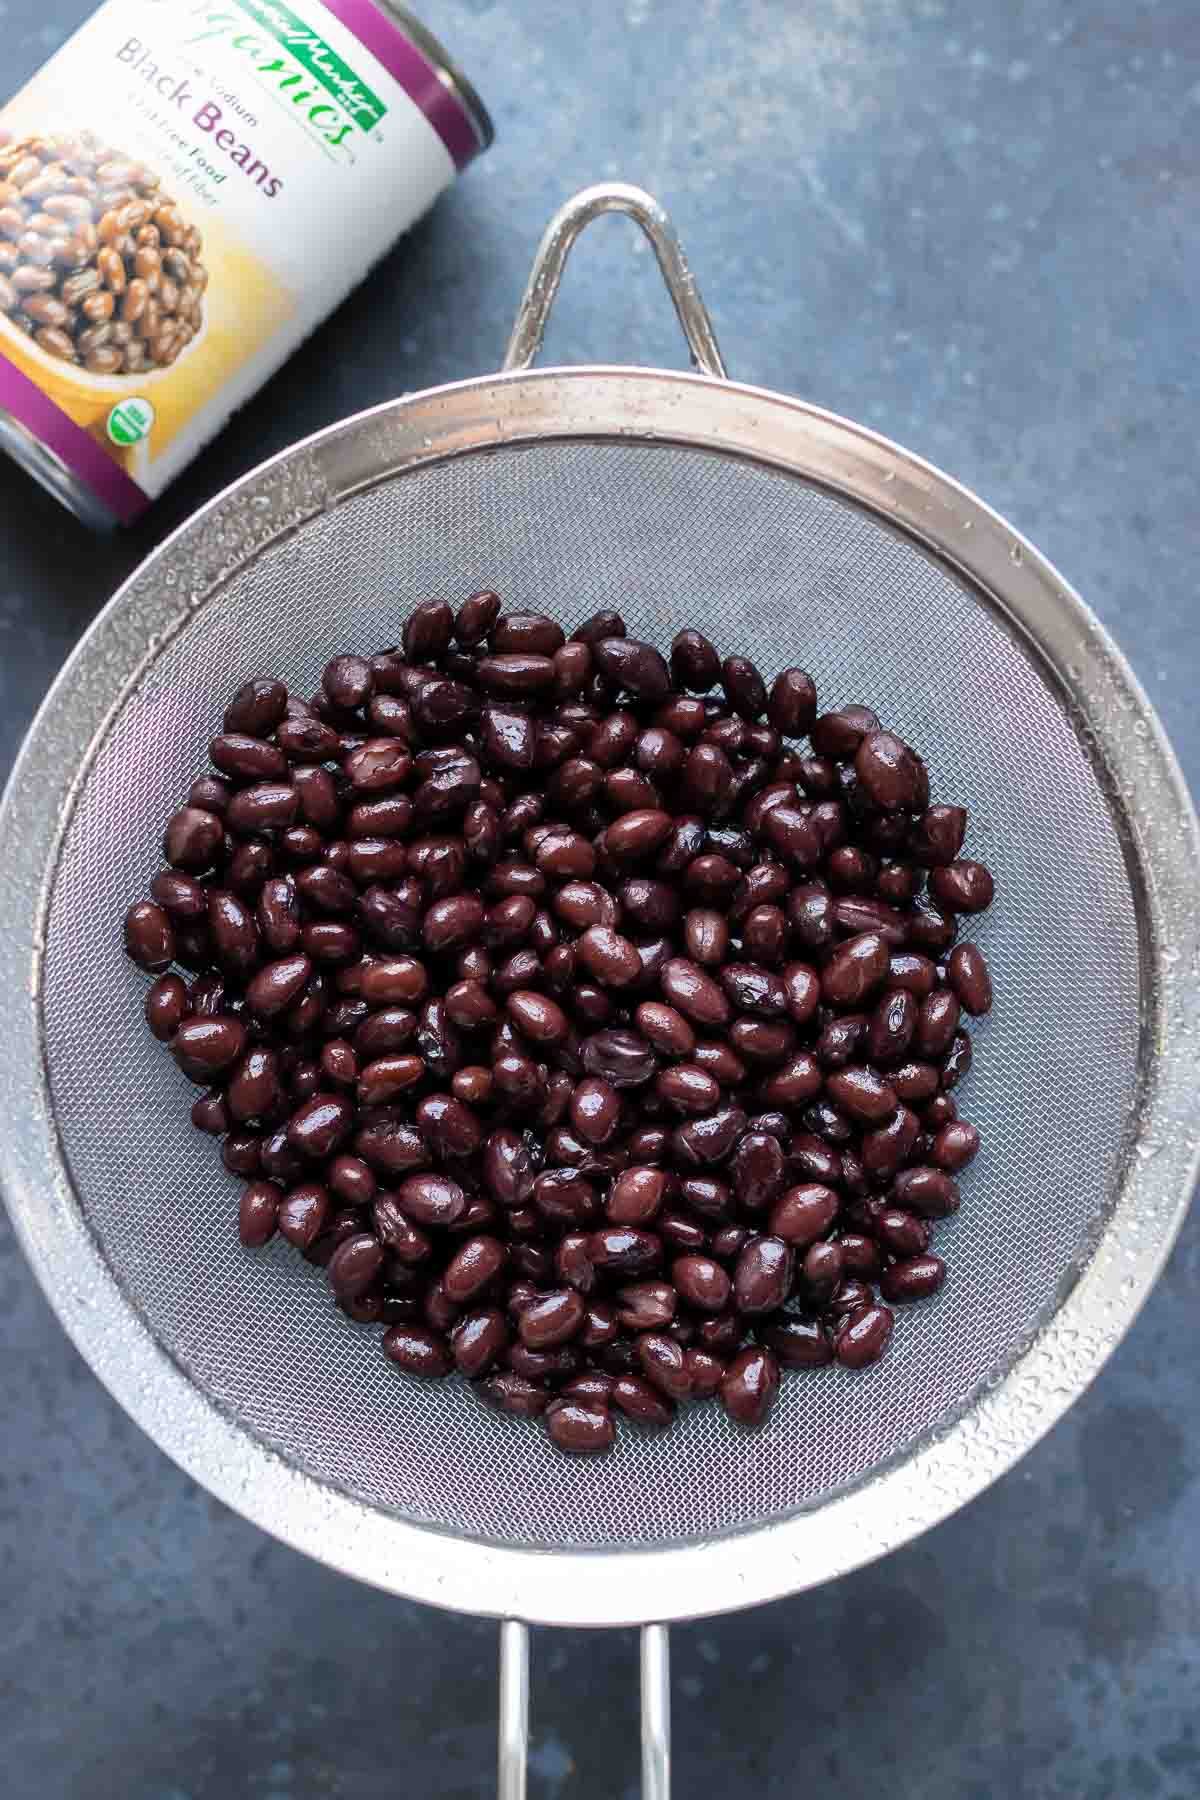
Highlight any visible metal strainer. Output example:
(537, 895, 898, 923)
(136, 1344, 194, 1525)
(2, 185, 1198, 1798)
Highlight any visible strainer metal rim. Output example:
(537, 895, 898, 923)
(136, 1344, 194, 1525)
(2, 348, 1198, 1627)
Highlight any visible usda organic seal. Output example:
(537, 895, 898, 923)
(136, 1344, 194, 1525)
(107, 399, 155, 448)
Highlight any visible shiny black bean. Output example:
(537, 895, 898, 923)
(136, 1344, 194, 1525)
(171, 1014, 246, 1081)
(941, 1030, 973, 1089)
(224, 676, 288, 736)
(163, 806, 224, 871)
(124, 900, 175, 971)
(545, 1397, 615, 1454)
(720, 655, 766, 720)
(834, 1303, 895, 1368)
(860, 1104, 920, 1180)
(908, 897, 958, 953)
(578, 1027, 657, 1089)
(277, 1181, 331, 1249)
(670, 629, 720, 692)
(719, 1344, 779, 1424)
(637, 1331, 693, 1401)
(891, 1164, 960, 1218)
(591, 636, 670, 703)
(733, 1236, 793, 1314)
(672, 1254, 732, 1313)
(788, 881, 834, 952)
(758, 1053, 822, 1109)
(947, 941, 993, 1015)
(730, 1131, 786, 1211)
(144, 972, 188, 1041)
(149, 870, 207, 921)
(612, 1374, 675, 1427)
(825, 1066, 898, 1125)
(588, 1227, 662, 1273)
(383, 1322, 453, 1377)
(932, 1120, 980, 1171)
(909, 804, 967, 866)
(768, 1182, 838, 1246)
(475, 652, 557, 697)
(671, 1105, 747, 1169)
(767, 668, 818, 737)
(855, 731, 926, 811)
(238, 1179, 281, 1248)
(810, 705, 880, 757)
(758, 1314, 833, 1369)
(821, 931, 890, 1006)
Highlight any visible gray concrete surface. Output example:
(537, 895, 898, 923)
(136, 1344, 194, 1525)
(1, 1, 1198, 1795)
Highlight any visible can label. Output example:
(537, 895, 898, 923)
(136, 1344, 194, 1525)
(0, 0, 483, 521)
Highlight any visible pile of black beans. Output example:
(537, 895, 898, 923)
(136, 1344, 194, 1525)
(123, 595, 994, 1455)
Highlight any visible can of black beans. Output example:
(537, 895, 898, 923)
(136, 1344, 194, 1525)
(0, 0, 492, 527)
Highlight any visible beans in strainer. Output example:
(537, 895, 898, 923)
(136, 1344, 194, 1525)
(122, 599, 995, 1454)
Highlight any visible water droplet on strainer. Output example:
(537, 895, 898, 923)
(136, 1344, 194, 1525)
(1009, 542, 1023, 564)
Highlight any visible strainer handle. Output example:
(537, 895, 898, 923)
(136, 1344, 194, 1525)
(497, 1619, 671, 1798)
(502, 181, 727, 380)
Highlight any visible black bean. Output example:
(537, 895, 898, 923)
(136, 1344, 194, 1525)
(224, 676, 288, 736)
(767, 668, 818, 737)
(860, 1104, 920, 1180)
(758, 1053, 822, 1108)
(834, 1304, 895, 1368)
(672, 1105, 748, 1168)
(580, 1027, 657, 1088)
(733, 1236, 793, 1314)
(947, 941, 993, 1014)
(613, 1374, 675, 1427)
(930, 860, 995, 913)
(164, 806, 223, 870)
(670, 630, 720, 691)
(825, 1066, 898, 1124)
(545, 1398, 615, 1454)
(171, 1014, 246, 1081)
(721, 655, 767, 720)
(719, 1345, 779, 1424)
(810, 705, 880, 757)
(124, 900, 175, 971)
(730, 1131, 786, 1211)
(892, 1164, 961, 1218)
(855, 731, 926, 811)
(932, 1120, 980, 1171)
(277, 1181, 331, 1249)
(143, 972, 188, 1041)
(277, 714, 341, 762)
(868, 988, 918, 1064)
(383, 1323, 453, 1377)
(941, 1031, 973, 1089)
(909, 804, 967, 866)
(328, 1233, 385, 1300)
(758, 1314, 832, 1369)
(672, 1254, 732, 1312)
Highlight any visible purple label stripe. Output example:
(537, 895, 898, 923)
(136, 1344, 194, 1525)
(322, 0, 483, 171)
(0, 352, 148, 524)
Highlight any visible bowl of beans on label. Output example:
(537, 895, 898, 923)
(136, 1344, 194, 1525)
(122, 595, 994, 1456)
(0, 130, 208, 380)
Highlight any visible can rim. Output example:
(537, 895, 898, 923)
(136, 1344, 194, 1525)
(372, 0, 495, 152)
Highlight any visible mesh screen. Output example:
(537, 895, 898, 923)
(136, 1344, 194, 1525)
(41, 440, 1141, 1549)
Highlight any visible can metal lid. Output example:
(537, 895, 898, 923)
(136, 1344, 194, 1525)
(369, 0, 495, 161)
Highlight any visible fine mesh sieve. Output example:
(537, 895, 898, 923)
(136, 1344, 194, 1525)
(2, 187, 1198, 1799)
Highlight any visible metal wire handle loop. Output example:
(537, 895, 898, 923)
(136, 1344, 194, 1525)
(497, 1620, 670, 1799)
(502, 181, 727, 379)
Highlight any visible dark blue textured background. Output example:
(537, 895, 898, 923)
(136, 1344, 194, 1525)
(2, 2, 1198, 1795)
